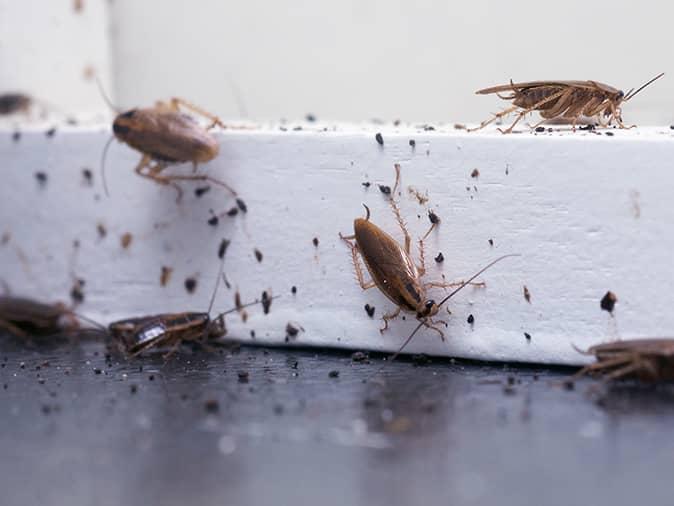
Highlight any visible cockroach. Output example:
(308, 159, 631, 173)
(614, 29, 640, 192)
(470, 73, 664, 133)
(569, 338, 674, 383)
(97, 80, 236, 202)
(340, 165, 516, 338)
(0, 93, 31, 115)
(0, 296, 99, 339)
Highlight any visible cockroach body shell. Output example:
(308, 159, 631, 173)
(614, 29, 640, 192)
(0, 296, 72, 335)
(354, 218, 438, 319)
(112, 108, 219, 164)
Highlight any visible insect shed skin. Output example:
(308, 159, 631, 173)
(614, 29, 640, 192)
(105, 97, 237, 202)
(570, 338, 674, 383)
(470, 73, 664, 134)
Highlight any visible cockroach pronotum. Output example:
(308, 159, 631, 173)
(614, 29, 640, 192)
(340, 165, 518, 343)
(569, 338, 674, 383)
(0, 296, 100, 340)
(97, 80, 236, 202)
(469, 73, 664, 134)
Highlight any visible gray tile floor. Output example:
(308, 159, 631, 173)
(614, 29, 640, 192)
(1, 337, 673, 506)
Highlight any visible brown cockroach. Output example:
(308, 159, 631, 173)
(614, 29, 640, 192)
(469, 73, 664, 134)
(340, 165, 517, 343)
(0, 296, 101, 340)
(0, 93, 32, 115)
(97, 81, 236, 202)
(569, 338, 674, 383)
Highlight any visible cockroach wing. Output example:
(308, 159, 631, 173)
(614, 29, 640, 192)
(354, 219, 423, 312)
(476, 81, 620, 95)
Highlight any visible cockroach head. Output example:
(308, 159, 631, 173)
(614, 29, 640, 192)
(417, 299, 439, 318)
(208, 314, 227, 339)
(112, 109, 138, 138)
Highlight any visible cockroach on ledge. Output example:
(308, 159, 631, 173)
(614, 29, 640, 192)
(339, 164, 516, 340)
(569, 338, 674, 383)
(470, 73, 664, 134)
(98, 81, 237, 202)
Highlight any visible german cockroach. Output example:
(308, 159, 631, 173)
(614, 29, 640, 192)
(340, 165, 516, 340)
(470, 73, 664, 133)
(569, 338, 674, 383)
(0, 93, 31, 115)
(97, 81, 236, 202)
(0, 296, 100, 340)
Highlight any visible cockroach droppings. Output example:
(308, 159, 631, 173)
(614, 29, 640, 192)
(120, 233, 133, 249)
(428, 210, 440, 225)
(328, 370, 340, 378)
(467, 314, 475, 326)
(364, 304, 375, 318)
(218, 239, 230, 259)
(35, 172, 48, 187)
(305, 113, 316, 122)
(409, 139, 416, 148)
(471, 168, 480, 178)
(434, 252, 444, 263)
(207, 212, 219, 226)
(82, 168, 93, 185)
(285, 322, 301, 340)
(254, 249, 263, 263)
(523, 285, 531, 303)
(535, 126, 545, 133)
(291, 286, 297, 295)
(362, 181, 371, 188)
(600, 291, 617, 313)
(312, 237, 319, 247)
(194, 186, 211, 198)
(235, 198, 248, 213)
(378, 184, 391, 195)
(160, 266, 173, 287)
(375, 132, 384, 146)
(70, 279, 85, 304)
(488, 239, 494, 247)
(524, 332, 532, 341)
(96, 222, 107, 238)
(226, 207, 238, 217)
(45, 127, 56, 138)
(184, 277, 198, 294)
(261, 291, 272, 314)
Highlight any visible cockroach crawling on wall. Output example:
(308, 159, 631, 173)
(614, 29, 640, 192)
(470, 73, 664, 133)
(97, 80, 237, 202)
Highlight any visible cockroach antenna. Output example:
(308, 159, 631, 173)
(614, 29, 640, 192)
(213, 295, 281, 320)
(100, 135, 115, 197)
(95, 75, 120, 113)
(367, 253, 521, 382)
(624, 72, 665, 101)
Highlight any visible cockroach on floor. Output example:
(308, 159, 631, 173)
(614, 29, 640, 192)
(569, 338, 674, 383)
(107, 242, 273, 357)
(469, 73, 664, 133)
(98, 81, 236, 202)
(0, 93, 32, 115)
(0, 295, 98, 340)
(339, 164, 516, 339)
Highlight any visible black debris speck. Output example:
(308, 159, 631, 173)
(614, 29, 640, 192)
(218, 239, 230, 259)
(148, 375, 155, 381)
(130, 384, 138, 394)
(208, 215, 219, 226)
(195, 186, 211, 198)
(535, 126, 545, 133)
(524, 332, 532, 341)
(45, 127, 57, 137)
(305, 113, 316, 122)
(261, 291, 272, 314)
(362, 181, 371, 188)
(41, 405, 52, 415)
(412, 354, 431, 366)
(605, 131, 614, 136)
(409, 139, 416, 148)
(70, 279, 85, 304)
(428, 210, 440, 224)
(600, 291, 617, 313)
(235, 198, 248, 213)
(291, 286, 297, 295)
(226, 207, 238, 217)
(184, 278, 198, 294)
(434, 252, 444, 263)
(378, 184, 391, 195)
(375, 132, 384, 145)
(312, 237, 319, 247)
(467, 314, 475, 325)
(351, 351, 369, 363)
(254, 249, 263, 262)
(285, 322, 300, 339)
(12, 131, 21, 142)
(364, 304, 375, 318)
(82, 168, 93, 185)
(563, 380, 575, 391)
(579, 124, 595, 131)
(488, 239, 494, 247)
(204, 399, 219, 413)
(328, 370, 339, 378)
(503, 385, 517, 396)
(35, 172, 48, 186)
(471, 168, 480, 178)
(424, 125, 435, 131)
(237, 371, 250, 383)
(93, 368, 102, 375)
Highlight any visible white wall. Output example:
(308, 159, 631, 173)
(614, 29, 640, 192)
(108, 0, 673, 123)
(1, 1, 671, 123)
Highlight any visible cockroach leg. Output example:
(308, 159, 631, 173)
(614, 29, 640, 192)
(601, 361, 644, 382)
(167, 98, 226, 130)
(499, 90, 568, 134)
(568, 354, 633, 382)
(389, 198, 412, 255)
(417, 239, 427, 276)
(423, 280, 486, 290)
(339, 233, 376, 290)
(468, 105, 519, 132)
(380, 307, 401, 334)
(419, 317, 446, 341)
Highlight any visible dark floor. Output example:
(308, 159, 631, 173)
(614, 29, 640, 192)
(1, 336, 673, 506)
